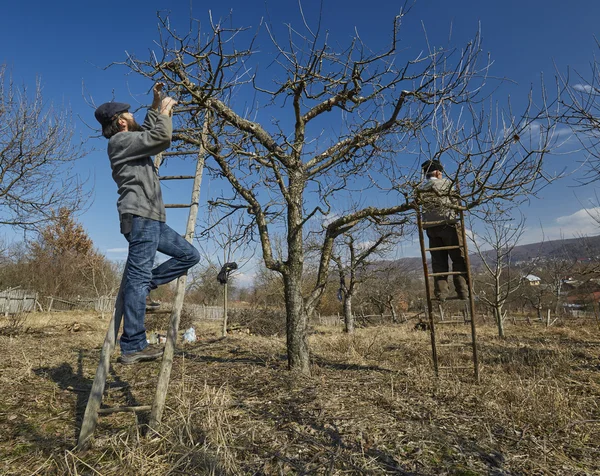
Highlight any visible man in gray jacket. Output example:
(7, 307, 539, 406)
(420, 160, 468, 301)
(95, 83, 200, 364)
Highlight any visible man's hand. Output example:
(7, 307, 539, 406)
(160, 96, 178, 117)
(151, 82, 165, 111)
(153, 82, 164, 96)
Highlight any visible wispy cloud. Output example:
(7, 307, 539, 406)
(521, 207, 600, 244)
(356, 240, 376, 251)
(573, 84, 596, 94)
(556, 207, 600, 230)
(106, 247, 128, 254)
(520, 121, 574, 147)
(233, 271, 256, 287)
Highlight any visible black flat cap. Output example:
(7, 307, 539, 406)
(94, 102, 130, 126)
(421, 160, 444, 174)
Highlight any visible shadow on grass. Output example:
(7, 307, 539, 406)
(481, 344, 564, 366)
(312, 356, 394, 373)
(179, 349, 286, 368)
(33, 348, 144, 442)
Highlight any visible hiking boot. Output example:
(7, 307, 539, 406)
(146, 298, 161, 311)
(120, 344, 164, 365)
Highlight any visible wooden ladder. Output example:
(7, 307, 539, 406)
(77, 117, 208, 450)
(415, 207, 480, 382)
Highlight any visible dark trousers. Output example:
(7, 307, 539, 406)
(120, 216, 200, 354)
(426, 224, 468, 298)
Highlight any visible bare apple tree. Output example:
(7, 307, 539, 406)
(331, 223, 401, 333)
(0, 65, 86, 229)
(469, 206, 528, 337)
(198, 212, 254, 337)
(118, 7, 556, 373)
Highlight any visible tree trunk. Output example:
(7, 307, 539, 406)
(494, 305, 505, 338)
(343, 294, 354, 334)
(389, 298, 398, 324)
(284, 170, 310, 374)
(221, 282, 228, 338)
(284, 270, 310, 374)
(554, 281, 562, 316)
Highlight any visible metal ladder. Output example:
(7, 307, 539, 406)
(415, 207, 480, 382)
(77, 116, 208, 450)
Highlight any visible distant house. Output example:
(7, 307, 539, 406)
(524, 274, 541, 286)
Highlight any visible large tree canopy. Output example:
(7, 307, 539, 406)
(120, 8, 558, 372)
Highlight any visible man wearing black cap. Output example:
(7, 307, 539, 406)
(95, 83, 200, 364)
(420, 160, 468, 301)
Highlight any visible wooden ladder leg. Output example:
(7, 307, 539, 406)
(458, 210, 480, 383)
(149, 115, 208, 431)
(416, 208, 439, 376)
(77, 273, 126, 450)
(149, 275, 187, 430)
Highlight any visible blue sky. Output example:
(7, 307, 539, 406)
(2, 0, 600, 273)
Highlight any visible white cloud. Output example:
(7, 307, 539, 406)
(555, 207, 600, 230)
(106, 248, 128, 254)
(233, 271, 256, 287)
(520, 121, 573, 147)
(521, 207, 600, 244)
(356, 240, 376, 251)
(573, 84, 596, 94)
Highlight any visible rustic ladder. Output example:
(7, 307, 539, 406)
(77, 117, 208, 450)
(415, 206, 480, 382)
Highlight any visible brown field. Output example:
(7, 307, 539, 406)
(0, 310, 599, 475)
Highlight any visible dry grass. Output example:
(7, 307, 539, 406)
(0, 311, 599, 475)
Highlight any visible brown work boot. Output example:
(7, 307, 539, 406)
(434, 278, 449, 302)
(456, 287, 470, 300)
(120, 344, 164, 365)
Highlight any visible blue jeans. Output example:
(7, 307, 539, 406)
(120, 216, 200, 355)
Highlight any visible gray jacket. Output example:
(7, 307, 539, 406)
(419, 177, 459, 228)
(108, 109, 172, 222)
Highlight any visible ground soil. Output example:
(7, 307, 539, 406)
(0, 310, 599, 475)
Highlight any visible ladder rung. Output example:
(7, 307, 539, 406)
(425, 245, 462, 251)
(165, 204, 192, 208)
(429, 271, 467, 277)
(98, 405, 152, 415)
(160, 175, 196, 180)
(433, 296, 469, 301)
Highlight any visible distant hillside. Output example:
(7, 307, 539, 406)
(388, 234, 600, 272)
(469, 234, 600, 269)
